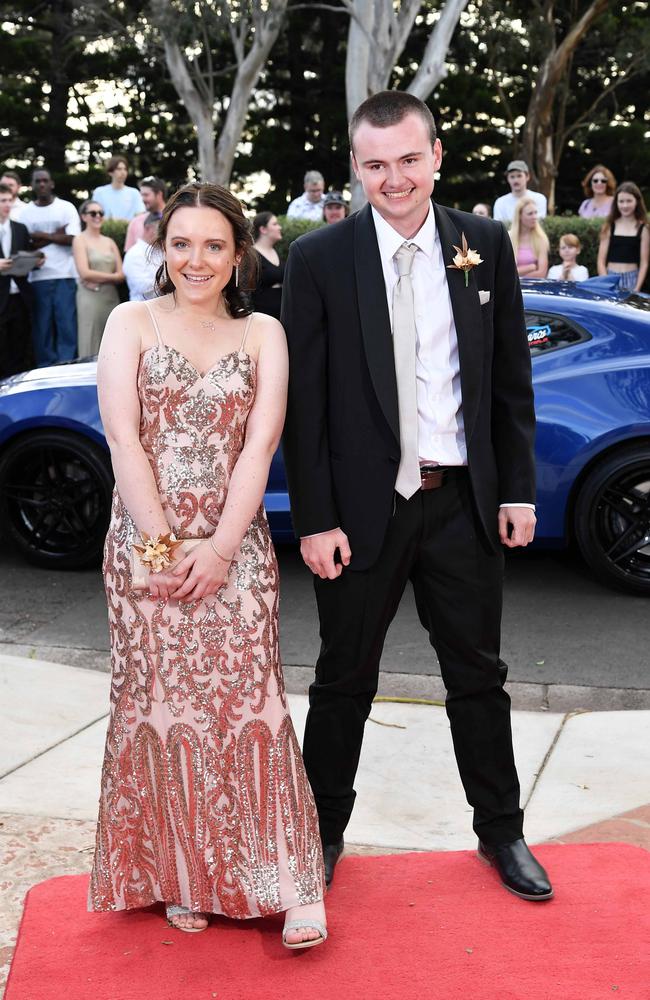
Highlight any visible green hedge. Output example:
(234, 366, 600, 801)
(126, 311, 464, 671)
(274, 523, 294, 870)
(101, 218, 128, 256)
(103, 212, 607, 277)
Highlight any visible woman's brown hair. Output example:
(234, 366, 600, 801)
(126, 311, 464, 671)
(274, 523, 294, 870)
(581, 164, 616, 199)
(601, 181, 649, 238)
(152, 182, 257, 317)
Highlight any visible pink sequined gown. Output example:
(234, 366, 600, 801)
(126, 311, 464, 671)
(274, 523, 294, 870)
(89, 308, 324, 917)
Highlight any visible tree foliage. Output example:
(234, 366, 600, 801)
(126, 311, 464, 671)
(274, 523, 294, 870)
(1, 0, 647, 213)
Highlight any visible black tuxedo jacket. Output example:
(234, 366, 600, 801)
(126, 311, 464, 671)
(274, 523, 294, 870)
(281, 200, 535, 570)
(0, 220, 33, 313)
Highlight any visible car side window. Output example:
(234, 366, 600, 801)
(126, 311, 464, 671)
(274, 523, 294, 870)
(525, 312, 590, 356)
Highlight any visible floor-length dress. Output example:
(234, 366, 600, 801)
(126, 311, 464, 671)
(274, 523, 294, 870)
(89, 306, 324, 917)
(77, 246, 120, 357)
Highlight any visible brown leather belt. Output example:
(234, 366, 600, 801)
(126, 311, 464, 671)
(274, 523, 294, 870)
(420, 466, 447, 491)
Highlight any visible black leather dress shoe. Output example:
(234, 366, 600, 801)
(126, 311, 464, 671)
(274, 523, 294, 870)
(322, 839, 344, 888)
(478, 838, 553, 901)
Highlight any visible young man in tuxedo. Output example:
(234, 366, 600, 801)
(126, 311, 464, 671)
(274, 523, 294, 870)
(281, 91, 552, 901)
(0, 182, 34, 377)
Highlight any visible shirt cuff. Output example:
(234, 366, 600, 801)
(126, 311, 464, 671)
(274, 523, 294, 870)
(499, 503, 536, 511)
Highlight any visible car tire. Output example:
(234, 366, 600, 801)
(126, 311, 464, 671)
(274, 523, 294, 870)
(573, 443, 650, 595)
(0, 430, 114, 569)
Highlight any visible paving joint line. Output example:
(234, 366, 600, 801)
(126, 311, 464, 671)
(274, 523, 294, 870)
(0, 713, 108, 781)
(523, 710, 573, 811)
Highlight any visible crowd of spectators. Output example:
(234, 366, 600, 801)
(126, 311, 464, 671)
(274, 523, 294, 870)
(0, 153, 647, 382)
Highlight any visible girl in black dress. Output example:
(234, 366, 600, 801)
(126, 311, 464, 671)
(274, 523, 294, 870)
(597, 182, 649, 293)
(252, 212, 285, 320)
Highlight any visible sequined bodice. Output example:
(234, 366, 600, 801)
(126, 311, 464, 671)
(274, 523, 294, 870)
(136, 343, 256, 536)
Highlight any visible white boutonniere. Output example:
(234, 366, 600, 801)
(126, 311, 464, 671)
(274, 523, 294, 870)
(447, 233, 484, 287)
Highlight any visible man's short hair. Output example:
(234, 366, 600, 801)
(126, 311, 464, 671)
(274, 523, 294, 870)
(143, 212, 162, 228)
(0, 182, 13, 195)
(140, 176, 166, 197)
(304, 170, 324, 186)
(1, 170, 21, 184)
(349, 90, 437, 152)
(31, 167, 51, 180)
(107, 155, 128, 174)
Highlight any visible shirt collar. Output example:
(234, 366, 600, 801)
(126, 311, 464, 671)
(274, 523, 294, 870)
(371, 201, 436, 263)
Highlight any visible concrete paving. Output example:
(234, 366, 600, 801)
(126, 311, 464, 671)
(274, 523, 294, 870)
(1, 651, 650, 994)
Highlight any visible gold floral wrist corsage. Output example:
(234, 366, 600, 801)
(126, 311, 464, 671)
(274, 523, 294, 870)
(133, 532, 182, 574)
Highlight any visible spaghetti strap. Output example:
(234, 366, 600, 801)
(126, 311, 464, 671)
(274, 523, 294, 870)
(144, 301, 164, 348)
(240, 312, 254, 352)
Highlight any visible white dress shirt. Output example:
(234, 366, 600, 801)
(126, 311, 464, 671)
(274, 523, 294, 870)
(0, 219, 19, 295)
(372, 204, 466, 467)
(372, 203, 534, 511)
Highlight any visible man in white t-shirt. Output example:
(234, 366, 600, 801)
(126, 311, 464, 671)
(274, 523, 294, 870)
(493, 161, 547, 225)
(20, 168, 81, 365)
(287, 171, 326, 221)
(92, 155, 145, 221)
(122, 213, 163, 301)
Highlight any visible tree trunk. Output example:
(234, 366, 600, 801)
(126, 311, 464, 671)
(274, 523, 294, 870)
(154, 0, 287, 185)
(346, 0, 468, 211)
(520, 0, 610, 208)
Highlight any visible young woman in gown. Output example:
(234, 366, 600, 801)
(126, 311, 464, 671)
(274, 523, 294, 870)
(89, 183, 327, 949)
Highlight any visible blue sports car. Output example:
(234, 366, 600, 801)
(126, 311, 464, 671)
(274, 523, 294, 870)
(0, 280, 649, 593)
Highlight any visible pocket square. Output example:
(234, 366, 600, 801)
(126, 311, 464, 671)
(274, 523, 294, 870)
(478, 290, 491, 305)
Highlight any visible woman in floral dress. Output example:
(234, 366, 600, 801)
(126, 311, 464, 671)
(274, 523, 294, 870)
(89, 183, 326, 949)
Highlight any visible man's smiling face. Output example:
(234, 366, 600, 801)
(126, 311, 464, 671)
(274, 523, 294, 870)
(351, 112, 442, 238)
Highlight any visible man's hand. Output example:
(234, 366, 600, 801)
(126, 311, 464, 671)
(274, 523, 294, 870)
(0, 259, 12, 271)
(300, 528, 351, 580)
(498, 506, 536, 548)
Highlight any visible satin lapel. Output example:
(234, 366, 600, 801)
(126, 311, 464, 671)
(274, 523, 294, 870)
(434, 202, 483, 445)
(354, 204, 400, 446)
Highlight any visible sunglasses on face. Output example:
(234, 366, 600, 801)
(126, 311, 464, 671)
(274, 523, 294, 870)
(591, 177, 607, 184)
(85, 210, 105, 218)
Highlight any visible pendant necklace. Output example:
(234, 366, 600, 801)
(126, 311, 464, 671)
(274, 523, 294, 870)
(200, 319, 216, 332)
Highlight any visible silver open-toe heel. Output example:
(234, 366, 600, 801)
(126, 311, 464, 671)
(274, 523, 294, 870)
(166, 904, 209, 933)
(282, 918, 328, 951)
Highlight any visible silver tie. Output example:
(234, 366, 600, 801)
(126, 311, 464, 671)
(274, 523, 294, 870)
(393, 242, 421, 499)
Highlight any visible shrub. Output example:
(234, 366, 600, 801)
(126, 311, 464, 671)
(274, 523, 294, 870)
(101, 218, 128, 256)
(275, 215, 323, 258)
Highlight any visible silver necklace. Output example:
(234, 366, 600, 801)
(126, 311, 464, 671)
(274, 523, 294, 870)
(200, 319, 216, 332)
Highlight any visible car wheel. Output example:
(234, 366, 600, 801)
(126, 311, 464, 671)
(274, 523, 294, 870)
(574, 444, 650, 595)
(0, 430, 114, 569)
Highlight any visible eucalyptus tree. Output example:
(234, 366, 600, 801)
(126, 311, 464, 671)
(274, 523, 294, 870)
(150, 0, 289, 183)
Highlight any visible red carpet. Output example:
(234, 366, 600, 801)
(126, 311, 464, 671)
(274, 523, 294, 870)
(5, 844, 650, 1000)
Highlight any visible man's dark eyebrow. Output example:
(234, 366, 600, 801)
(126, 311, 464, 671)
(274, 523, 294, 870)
(361, 151, 422, 166)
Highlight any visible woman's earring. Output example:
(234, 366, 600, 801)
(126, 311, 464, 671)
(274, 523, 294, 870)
(162, 261, 168, 284)
(235, 263, 239, 287)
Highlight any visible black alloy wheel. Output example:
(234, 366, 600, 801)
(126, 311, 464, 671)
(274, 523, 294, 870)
(574, 444, 650, 595)
(0, 430, 114, 569)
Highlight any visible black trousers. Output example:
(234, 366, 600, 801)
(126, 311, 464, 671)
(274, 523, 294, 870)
(0, 294, 33, 379)
(302, 468, 524, 849)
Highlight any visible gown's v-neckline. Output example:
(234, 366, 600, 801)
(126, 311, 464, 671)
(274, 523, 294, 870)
(145, 342, 256, 382)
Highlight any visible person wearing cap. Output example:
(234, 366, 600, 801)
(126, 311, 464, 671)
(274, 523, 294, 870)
(287, 171, 326, 221)
(122, 212, 163, 301)
(493, 161, 547, 225)
(323, 191, 348, 225)
(124, 177, 167, 252)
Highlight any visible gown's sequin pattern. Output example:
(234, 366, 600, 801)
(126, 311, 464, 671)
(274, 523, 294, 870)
(89, 326, 324, 917)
